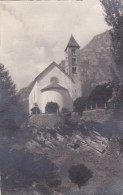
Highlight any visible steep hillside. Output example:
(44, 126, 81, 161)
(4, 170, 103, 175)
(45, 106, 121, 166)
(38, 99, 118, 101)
(1, 119, 123, 195)
(80, 30, 118, 96)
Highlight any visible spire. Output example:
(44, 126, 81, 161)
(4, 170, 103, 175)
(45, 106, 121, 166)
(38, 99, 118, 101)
(65, 34, 80, 51)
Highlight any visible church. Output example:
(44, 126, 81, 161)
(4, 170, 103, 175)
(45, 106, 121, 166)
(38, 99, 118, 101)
(29, 35, 82, 113)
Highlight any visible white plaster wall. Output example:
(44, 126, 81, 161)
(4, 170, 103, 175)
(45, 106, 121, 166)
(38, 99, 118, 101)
(29, 82, 38, 114)
(38, 66, 73, 95)
(29, 65, 81, 113)
(41, 89, 73, 113)
(37, 66, 73, 110)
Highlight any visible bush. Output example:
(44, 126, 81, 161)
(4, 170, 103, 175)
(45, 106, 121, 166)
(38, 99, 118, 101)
(45, 102, 59, 113)
(31, 103, 40, 114)
(68, 164, 93, 188)
(1, 150, 59, 191)
(86, 82, 112, 106)
(61, 107, 71, 117)
(73, 97, 87, 115)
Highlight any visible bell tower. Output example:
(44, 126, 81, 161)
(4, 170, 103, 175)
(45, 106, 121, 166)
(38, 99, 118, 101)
(65, 35, 82, 100)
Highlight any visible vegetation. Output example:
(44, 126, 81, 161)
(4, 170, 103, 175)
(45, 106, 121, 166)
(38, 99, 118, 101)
(0, 63, 26, 135)
(86, 82, 112, 107)
(83, 81, 123, 109)
(1, 146, 60, 193)
(100, 0, 123, 79)
(31, 103, 40, 114)
(68, 164, 93, 188)
(73, 97, 87, 115)
(61, 107, 71, 117)
(100, 0, 123, 109)
(45, 102, 59, 113)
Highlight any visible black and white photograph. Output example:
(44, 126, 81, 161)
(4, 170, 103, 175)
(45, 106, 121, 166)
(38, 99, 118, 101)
(0, 0, 123, 194)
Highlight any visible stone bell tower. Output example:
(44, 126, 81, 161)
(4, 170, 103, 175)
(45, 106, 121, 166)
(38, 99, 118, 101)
(65, 35, 82, 100)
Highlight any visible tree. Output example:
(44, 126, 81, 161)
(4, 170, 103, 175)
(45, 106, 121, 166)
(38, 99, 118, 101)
(100, 0, 123, 80)
(0, 63, 26, 134)
(100, 0, 123, 109)
(45, 102, 59, 113)
(68, 164, 93, 189)
(1, 148, 59, 192)
(73, 97, 87, 115)
(86, 82, 113, 107)
(31, 103, 40, 115)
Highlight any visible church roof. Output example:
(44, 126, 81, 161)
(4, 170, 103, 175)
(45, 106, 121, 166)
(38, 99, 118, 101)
(65, 35, 80, 51)
(41, 83, 68, 92)
(29, 61, 74, 94)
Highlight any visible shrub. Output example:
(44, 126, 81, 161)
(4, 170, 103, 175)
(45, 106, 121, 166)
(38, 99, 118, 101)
(45, 102, 59, 113)
(86, 82, 112, 106)
(1, 150, 59, 190)
(61, 107, 71, 117)
(31, 103, 40, 114)
(73, 97, 87, 115)
(68, 164, 93, 188)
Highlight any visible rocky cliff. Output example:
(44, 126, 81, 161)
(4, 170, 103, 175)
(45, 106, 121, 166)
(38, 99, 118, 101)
(80, 30, 118, 96)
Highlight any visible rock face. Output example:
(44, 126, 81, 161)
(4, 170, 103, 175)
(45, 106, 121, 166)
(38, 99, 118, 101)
(80, 30, 118, 96)
(59, 31, 119, 97)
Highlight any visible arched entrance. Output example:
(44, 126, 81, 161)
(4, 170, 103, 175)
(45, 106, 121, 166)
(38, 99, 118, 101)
(45, 102, 59, 113)
(41, 83, 73, 113)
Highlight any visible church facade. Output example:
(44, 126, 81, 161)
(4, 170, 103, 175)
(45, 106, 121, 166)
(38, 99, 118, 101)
(29, 35, 82, 113)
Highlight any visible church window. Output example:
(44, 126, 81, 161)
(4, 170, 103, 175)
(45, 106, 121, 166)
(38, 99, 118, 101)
(72, 58, 76, 66)
(72, 67, 77, 74)
(72, 48, 76, 56)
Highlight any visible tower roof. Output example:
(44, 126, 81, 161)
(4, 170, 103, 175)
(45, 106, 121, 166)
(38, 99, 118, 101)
(65, 35, 80, 51)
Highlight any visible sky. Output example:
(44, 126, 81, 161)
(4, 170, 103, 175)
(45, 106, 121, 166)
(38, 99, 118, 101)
(0, 0, 109, 90)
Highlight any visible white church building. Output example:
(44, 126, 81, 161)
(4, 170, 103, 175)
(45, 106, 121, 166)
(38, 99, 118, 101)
(29, 35, 82, 113)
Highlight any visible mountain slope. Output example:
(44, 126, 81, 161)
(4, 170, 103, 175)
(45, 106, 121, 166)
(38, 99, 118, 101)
(1, 120, 123, 195)
(80, 30, 119, 96)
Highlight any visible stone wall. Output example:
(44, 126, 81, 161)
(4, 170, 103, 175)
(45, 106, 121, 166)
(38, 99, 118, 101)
(29, 113, 64, 129)
(82, 109, 114, 123)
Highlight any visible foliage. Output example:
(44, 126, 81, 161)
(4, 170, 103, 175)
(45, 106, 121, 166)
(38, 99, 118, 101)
(1, 147, 59, 191)
(86, 82, 113, 107)
(68, 164, 93, 188)
(61, 107, 71, 117)
(100, 0, 123, 79)
(73, 97, 87, 115)
(85, 81, 123, 109)
(0, 63, 27, 135)
(100, 1, 123, 109)
(31, 103, 40, 114)
(109, 84, 123, 108)
(45, 102, 59, 113)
